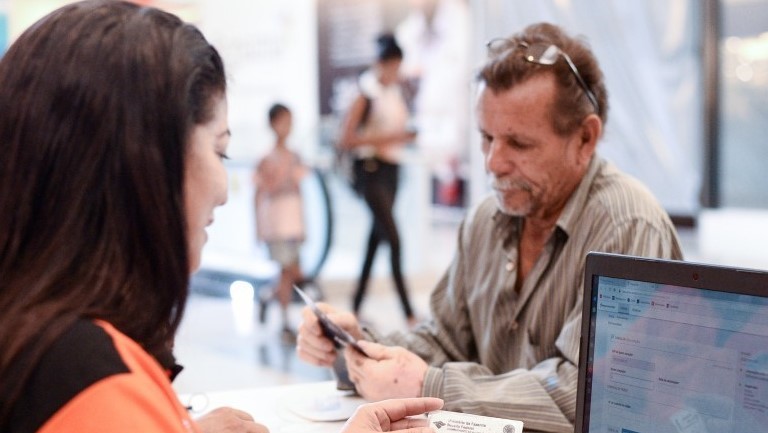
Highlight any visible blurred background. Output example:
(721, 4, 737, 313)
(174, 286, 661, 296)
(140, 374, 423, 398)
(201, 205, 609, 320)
(2, 0, 767, 393)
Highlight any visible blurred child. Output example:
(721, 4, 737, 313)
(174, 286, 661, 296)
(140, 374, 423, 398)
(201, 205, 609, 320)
(253, 103, 308, 342)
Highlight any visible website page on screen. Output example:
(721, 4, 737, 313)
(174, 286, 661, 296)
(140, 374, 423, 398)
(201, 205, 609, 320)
(586, 276, 768, 433)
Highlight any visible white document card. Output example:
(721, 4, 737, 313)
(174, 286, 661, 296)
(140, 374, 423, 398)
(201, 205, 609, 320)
(428, 410, 524, 433)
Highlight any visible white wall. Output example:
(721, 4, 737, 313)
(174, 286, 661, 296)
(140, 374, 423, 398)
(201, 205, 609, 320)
(7, 0, 320, 164)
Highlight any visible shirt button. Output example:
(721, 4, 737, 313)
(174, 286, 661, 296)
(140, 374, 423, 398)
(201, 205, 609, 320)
(505, 261, 515, 272)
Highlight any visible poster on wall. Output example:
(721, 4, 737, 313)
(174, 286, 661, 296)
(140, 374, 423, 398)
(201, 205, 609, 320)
(317, 0, 383, 117)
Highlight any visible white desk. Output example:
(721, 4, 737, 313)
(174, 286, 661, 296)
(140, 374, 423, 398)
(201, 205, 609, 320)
(180, 381, 366, 433)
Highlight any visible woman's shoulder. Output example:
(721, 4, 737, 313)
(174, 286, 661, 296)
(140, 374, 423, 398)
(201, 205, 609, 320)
(7, 320, 130, 433)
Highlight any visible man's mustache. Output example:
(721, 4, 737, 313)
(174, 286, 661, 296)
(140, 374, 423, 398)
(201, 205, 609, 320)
(489, 177, 533, 193)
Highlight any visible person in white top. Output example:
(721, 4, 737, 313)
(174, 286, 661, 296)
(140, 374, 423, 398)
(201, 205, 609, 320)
(337, 34, 417, 326)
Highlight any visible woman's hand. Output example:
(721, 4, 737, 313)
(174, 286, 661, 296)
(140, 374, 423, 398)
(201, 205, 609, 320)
(340, 398, 443, 433)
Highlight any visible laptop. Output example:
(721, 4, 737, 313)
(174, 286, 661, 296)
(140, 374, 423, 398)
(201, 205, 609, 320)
(575, 252, 768, 433)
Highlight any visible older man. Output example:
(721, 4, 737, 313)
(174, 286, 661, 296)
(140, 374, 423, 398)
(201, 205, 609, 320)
(297, 23, 683, 433)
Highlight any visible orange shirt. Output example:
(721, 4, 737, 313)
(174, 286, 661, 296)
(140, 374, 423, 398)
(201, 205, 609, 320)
(6, 320, 199, 433)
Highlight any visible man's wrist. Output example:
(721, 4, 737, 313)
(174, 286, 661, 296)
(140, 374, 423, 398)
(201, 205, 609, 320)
(422, 366, 444, 398)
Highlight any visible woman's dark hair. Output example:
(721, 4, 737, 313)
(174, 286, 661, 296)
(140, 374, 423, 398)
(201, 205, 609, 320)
(0, 0, 225, 420)
(375, 33, 403, 63)
(479, 22, 608, 136)
(268, 103, 291, 125)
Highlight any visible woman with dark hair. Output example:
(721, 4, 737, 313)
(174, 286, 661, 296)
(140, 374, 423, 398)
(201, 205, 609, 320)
(338, 33, 417, 326)
(0, 2, 440, 432)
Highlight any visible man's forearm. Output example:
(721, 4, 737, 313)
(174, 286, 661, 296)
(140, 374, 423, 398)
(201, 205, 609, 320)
(423, 360, 577, 433)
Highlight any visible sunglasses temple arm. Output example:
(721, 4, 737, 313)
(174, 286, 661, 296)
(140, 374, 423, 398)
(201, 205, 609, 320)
(562, 53, 600, 113)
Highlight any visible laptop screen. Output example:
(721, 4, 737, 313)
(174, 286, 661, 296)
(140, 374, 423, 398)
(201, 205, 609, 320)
(576, 253, 768, 433)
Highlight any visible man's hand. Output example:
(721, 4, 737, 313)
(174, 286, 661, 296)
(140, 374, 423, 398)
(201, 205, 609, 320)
(346, 341, 429, 401)
(340, 397, 443, 433)
(296, 302, 362, 367)
(196, 407, 268, 433)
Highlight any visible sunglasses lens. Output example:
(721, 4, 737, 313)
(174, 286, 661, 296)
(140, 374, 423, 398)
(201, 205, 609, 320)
(527, 44, 559, 65)
(487, 38, 512, 56)
(484, 39, 599, 112)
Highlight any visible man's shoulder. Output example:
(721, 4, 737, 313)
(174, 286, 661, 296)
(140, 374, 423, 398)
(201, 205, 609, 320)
(572, 158, 682, 259)
(587, 159, 669, 222)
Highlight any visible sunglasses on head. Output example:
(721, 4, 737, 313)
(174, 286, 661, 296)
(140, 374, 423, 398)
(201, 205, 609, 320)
(486, 39, 600, 114)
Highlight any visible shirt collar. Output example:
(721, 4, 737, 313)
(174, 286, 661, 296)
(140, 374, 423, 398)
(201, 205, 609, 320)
(155, 348, 184, 381)
(555, 155, 602, 237)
